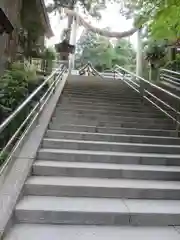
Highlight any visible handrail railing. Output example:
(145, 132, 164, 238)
(88, 62, 104, 79)
(76, 61, 180, 133)
(161, 68, 180, 76)
(0, 64, 67, 175)
(160, 68, 180, 88)
(113, 65, 180, 134)
(78, 63, 89, 73)
(78, 62, 103, 79)
(115, 65, 180, 101)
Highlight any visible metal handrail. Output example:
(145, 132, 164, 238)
(161, 68, 180, 76)
(160, 68, 180, 89)
(88, 62, 104, 79)
(78, 63, 89, 72)
(0, 64, 67, 174)
(77, 62, 104, 79)
(0, 65, 65, 135)
(115, 65, 180, 101)
(161, 73, 180, 83)
(113, 65, 180, 133)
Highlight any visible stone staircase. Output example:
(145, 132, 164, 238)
(5, 76, 180, 239)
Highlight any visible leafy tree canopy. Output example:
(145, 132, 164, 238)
(121, 0, 180, 41)
(76, 31, 136, 71)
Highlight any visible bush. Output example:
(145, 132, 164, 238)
(0, 61, 48, 164)
(42, 47, 56, 74)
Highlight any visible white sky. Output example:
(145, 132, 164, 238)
(45, 0, 137, 49)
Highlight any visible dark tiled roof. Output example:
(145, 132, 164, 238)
(0, 7, 14, 34)
(38, 0, 54, 38)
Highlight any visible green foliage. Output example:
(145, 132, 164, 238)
(121, 0, 180, 41)
(76, 31, 136, 71)
(49, 0, 106, 13)
(49, 0, 107, 40)
(20, 0, 45, 59)
(42, 47, 56, 74)
(0, 61, 47, 165)
(144, 40, 167, 67)
(43, 47, 56, 61)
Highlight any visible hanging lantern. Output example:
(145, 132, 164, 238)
(55, 39, 75, 60)
(0, 8, 14, 35)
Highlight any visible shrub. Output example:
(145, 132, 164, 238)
(0, 61, 48, 165)
(42, 47, 56, 74)
(43, 47, 56, 61)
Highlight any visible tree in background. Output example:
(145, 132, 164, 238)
(143, 39, 167, 80)
(76, 31, 136, 71)
(118, 0, 180, 77)
(113, 39, 136, 69)
(120, 0, 180, 41)
(42, 47, 56, 74)
(48, 0, 106, 42)
(48, 0, 138, 44)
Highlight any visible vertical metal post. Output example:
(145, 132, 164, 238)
(136, 28, 144, 100)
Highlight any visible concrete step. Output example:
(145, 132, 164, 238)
(42, 138, 180, 154)
(46, 130, 180, 145)
(60, 97, 147, 105)
(57, 101, 159, 109)
(5, 224, 180, 240)
(50, 119, 174, 130)
(59, 98, 152, 107)
(25, 176, 180, 199)
(54, 104, 164, 114)
(56, 104, 157, 113)
(33, 160, 180, 181)
(55, 107, 163, 118)
(62, 91, 141, 99)
(56, 104, 162, 114)
(65, 79, 126, 85)
(52, 113, 169, 125)
(48, 124, 176, 137)
(62, 96, 143, 104)
(60, 93, 143, 100)
(63, 86, 136, 91)
(66, 78, 125, 85)
(37, 149, 180, 166)
(62, 93, 140, 100)
(15, 196, 180, 226)
(63, 87, 138, 93)
(55, 106, 162, 118)
(59, 98, 161, 113)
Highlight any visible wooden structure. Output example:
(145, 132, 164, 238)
(0, 0, 53, 73)
(0, 8, 13, 35)
(55, 40, 75, 61)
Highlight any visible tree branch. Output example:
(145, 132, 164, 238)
(64, 8, 138, 38)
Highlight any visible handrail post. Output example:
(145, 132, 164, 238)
(139, 80, 145, 102)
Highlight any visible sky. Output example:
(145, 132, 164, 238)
(45, 0, 137, 49)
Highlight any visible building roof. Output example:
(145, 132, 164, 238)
(38, 0, 54, 38)
(0, 8, 14, 34)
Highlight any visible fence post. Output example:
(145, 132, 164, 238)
(139, 80, 145, 102)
